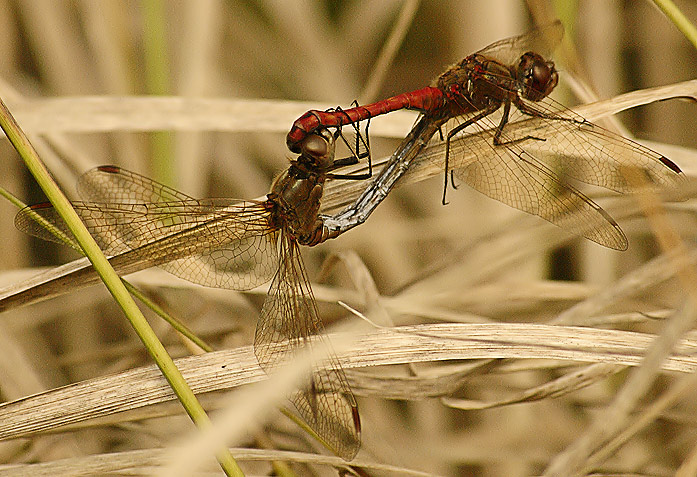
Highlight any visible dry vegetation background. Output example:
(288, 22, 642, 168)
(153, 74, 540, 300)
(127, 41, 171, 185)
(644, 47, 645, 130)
(0, 1, 696, 476)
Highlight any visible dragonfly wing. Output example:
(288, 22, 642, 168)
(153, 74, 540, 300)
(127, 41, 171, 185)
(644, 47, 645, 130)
(476, 20, 564, 65)
(447, 134, 629, 250)
(256, 232, 360, 460)
(500, 103, 684, 192)
(14, 203, 83, 251)
(15, 199, 281, 290)
(77, 165, 196, 203)
(160, 227, 279, 290)
(15, 201, 146, 254)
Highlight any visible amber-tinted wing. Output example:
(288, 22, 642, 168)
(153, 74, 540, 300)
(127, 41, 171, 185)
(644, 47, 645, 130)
(450, 136, 629, 250)
(15, 167, 279, 290)
(423, 68, 684, 250)
(466, 21, 682, 196)
(77, 165, 197, 203)
(255, 231, 360, 460)
(475, 20, 564, 65)
(491, 98, 684, 192)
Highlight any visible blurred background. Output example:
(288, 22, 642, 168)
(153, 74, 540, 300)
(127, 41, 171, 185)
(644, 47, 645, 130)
(0, 1, 696, 475)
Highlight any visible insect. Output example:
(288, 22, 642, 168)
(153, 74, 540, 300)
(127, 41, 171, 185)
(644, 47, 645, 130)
(10, 129, 362, 459)
(288, 21, 682, 250)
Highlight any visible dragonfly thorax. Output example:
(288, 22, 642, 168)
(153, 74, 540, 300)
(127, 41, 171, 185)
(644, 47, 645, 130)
(268, 167, 324, 239)
(437, 54, 518, 112)
(268, 129, 336, 239)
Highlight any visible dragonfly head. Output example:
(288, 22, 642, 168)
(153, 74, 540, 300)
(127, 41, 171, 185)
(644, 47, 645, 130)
(517, 51, 558, 102)
(297, 128, 336, 170)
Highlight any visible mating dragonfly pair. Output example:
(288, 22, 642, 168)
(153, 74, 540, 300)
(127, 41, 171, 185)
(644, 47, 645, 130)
(5, 21, 684, 460)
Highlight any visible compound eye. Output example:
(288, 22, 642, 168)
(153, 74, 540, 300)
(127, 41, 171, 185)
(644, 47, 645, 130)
(301, 134, 329, 159)
(299, 129, 335, 167)
(518, 52, 558, 101)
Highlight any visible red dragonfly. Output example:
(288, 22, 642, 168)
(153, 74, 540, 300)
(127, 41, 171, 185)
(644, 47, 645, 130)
(9, 130, 361, 460)
(288, 21, 683, 250)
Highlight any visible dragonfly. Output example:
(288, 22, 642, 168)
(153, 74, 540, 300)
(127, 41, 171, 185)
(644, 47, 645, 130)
(287, 20, 683, 250)
(9, 129, 362, 460)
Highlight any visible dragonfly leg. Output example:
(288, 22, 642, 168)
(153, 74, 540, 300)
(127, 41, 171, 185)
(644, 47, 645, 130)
(492, 100, 546, 147)
(513, 96, 586, 126)
(326, 147, 372, 179)
(345, 100, 372, 161)
(441, 105, 499, 205)
(449, 170, 458, 191)
(361, 115, 373, 177)
(327, 105, 373, 180)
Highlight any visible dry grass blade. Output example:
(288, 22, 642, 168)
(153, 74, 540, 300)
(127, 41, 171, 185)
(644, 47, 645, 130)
(7, 81, 689, 313)
(2, 323, 697, 441)
(0, 81, 693, 310)
(442, 362, 622, 410)
(553, 249, 697, 325)
(0, 448, 441, 477)
(2, 5, 696, 474)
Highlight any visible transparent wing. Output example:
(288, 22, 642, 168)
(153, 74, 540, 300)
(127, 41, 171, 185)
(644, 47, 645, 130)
(77, 165, 196, 203)
(413, 110, 627, 249)
(449, 138, 629, 250)
(255, 232, 360, 460)
(15, 199, 279, 291)
(498, 98, 684, 192)
(470, 24, 683, 194)
(476, 20, 564, 64)
(417, 66, 684, 250)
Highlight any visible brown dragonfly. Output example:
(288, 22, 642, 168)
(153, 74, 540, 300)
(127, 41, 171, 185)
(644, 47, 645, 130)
(11, 129, 361, 460)
(288, 21, 683, 250)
